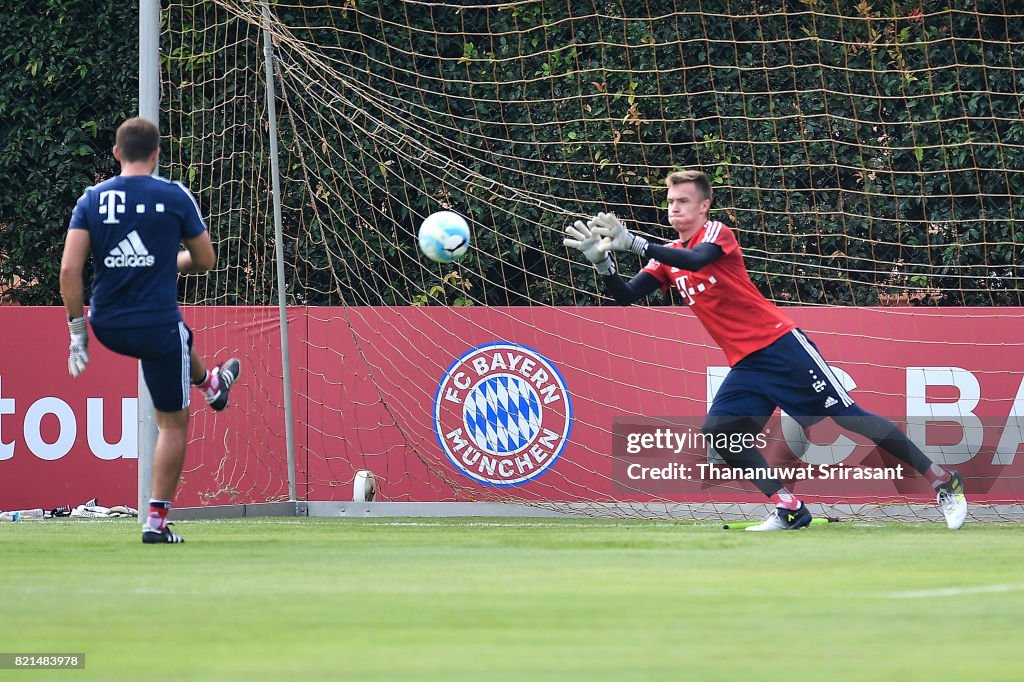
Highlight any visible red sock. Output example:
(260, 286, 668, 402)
(770, 488, 801, 510)
(146, 500, 171, 532)
(924, 464, 951, 489)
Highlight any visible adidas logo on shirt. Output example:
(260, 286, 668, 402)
(104, 231, 155, 268)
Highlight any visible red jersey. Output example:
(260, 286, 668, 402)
(642, 220, 795, 366)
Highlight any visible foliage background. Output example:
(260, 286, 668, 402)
(0, 1, 136, 305)
(3, 0, 1022, 307)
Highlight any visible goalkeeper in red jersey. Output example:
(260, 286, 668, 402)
(564, 170, 968, 530)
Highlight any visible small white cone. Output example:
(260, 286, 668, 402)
(353, 470, 376, 502)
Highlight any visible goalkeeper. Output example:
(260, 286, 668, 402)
(59, 117, 241, 544)
(564, 170, 967, 531)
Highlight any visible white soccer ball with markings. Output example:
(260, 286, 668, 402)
(418, 211, 471, 263)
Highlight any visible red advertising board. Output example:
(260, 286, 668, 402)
(1, 306, 1022, 511)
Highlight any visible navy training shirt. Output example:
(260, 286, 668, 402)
(69, 175, 207, 328)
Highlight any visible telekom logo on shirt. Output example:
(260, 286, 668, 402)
(98, 190, 126, 224)
(671, 273, 718, 306)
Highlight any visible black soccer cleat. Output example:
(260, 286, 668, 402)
(745, 502, 813, 531)
(142, 524, 185, 544)
(206, 358, 241, 412)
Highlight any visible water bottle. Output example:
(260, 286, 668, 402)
(1, 508, 45, 521)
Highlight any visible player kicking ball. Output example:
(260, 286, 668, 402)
(564, 170, 967, 530)
(60, 117, 241, 544)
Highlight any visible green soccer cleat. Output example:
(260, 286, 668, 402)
(745, 502, 813, 531)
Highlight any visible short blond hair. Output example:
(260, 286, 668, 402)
(665, 170, 712, 203)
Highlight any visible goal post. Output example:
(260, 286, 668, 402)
(259, 1, 299, 503)
(155, 1, 1024, 521)
(137, 0, 160, 519)
(137, 0, 300, 513)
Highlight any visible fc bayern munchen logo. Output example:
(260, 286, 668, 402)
(433, 342, 573, 487)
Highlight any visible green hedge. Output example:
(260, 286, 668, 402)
(261, 0, 1024, 306)
(0, 1, 137, 304)
(5, 1, 1023, 307)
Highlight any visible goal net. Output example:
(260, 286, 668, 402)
(161, 0, 1024, 520)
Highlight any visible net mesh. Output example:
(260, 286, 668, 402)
(161, 0, 1024, 519)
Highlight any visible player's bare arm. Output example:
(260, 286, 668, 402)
(178, 231, 216, 274)
(59, 228, 91, 319)
(60, 228, 92, 377)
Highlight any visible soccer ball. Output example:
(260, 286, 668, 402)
(418, 211, 471, 263)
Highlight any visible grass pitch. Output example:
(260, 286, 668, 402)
(1, 517, 1022, 681)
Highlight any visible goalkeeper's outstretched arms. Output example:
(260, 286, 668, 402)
(591, 212, 723, 271)
(564, 218, 653, 305)
(564, 213, 722, 305)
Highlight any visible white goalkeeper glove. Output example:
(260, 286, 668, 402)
(592, 212, 649, 257)
(67, 316, 89, 378)
(564, 219, 616, 275)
